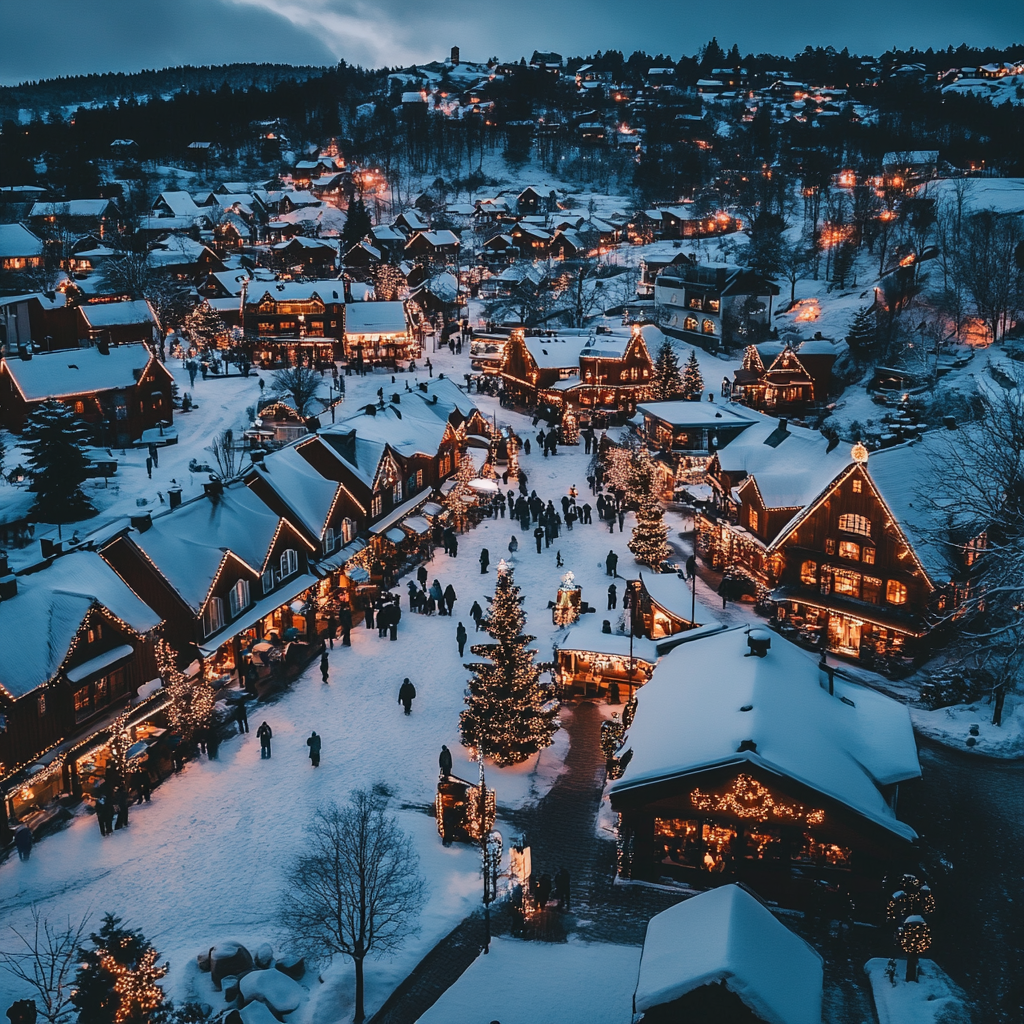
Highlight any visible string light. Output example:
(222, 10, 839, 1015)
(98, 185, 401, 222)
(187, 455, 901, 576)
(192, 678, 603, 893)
(156, 639, 215, 744)
(690, 774, 825, 825)
(99, 946, 168, 1023)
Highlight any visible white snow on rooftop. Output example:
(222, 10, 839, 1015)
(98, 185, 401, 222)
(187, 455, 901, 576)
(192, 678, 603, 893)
(634, 884, 823, 1024)
(611, 626, 920, 840)
(637, 399, 760, 427)
(4, 343, 154, 401)
(344, 301, 408, 336)
(78, 299, 156, 328)
(252, 445, 340, 540)
(0, 223, 44, 258)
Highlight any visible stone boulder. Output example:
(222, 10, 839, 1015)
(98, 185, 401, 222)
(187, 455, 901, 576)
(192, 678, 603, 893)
(254, 942, 274, 970)
(274, 955, 305, 980)
(222, 976, 240, 1003)
(239, 1003, 278, 1024)
(196, 949, 211, 972)
(239, 969, 304, 1017)
(210, 942, 254, 990)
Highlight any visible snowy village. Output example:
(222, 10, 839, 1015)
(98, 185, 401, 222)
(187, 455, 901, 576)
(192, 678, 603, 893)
(0, 9, 1022, 1024)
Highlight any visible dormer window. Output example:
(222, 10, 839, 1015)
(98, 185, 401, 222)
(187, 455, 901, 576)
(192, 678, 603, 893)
(280, 548, 298, 578)
(341, 517, 357, 544)
(262, 568, 275, 595)
(203, 597, 224, 637)
(323, 527, 338, 555)
(229, 579, 251, 617)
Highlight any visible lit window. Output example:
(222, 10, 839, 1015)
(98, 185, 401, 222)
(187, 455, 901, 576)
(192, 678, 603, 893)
(824, 538, 835, 554)
(229, 579, 250, 617)
(38, 693, 47, 717)
(862, 547, 875, 565)
(838, 513, 871, 537)
(862, 575, 882, 602)
(851, 479, 862, 493)
(800, 560, 817, 585)
(886, 580, 908, 605)
(202, 597, 224, 637)
(341, 517, 357, 544)
(279, 549, 298, 578)
(684, 316, 698, 332)
(371, 493, 382, 517)
(839, 540, 860, 561)
(833, 569, 861, 597)
(702, 319, 716, 335)
(747, 506, 759, 531)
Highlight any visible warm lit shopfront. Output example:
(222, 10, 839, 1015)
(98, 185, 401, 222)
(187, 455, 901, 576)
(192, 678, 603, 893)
(555, 623, 658, 699)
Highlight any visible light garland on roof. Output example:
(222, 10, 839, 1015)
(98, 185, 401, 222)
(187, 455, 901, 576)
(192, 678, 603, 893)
(690, 774, 825, 825)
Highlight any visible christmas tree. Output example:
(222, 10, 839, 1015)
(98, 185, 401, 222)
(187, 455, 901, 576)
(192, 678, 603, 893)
(627, 448, 670, 568)
(23, 401, 96, 525)
(444, 446, 477, 531)
(681, 349, 704, 399)
(651, 337, 683, 401)
(343, 196, 373, 250)
(73, 914, 167, 1024)
(846, 306, 877, 361)
(460, 562, 558, 767)
(183, 302, 226, 349)
(560, 407, 579, 445)
(156, 640, 216, 745)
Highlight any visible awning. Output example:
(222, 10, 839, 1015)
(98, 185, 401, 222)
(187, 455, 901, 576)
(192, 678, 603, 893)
(402, 515, 431, 535)
(369, 487, 433, 535)
(346, 565, 370, 583)
(421, 501, 443, 517)
(199, 573, 318, 657)
(385, 527, 406, 544)
(318, 536, 367, 573)
(66, 644, 135, 684)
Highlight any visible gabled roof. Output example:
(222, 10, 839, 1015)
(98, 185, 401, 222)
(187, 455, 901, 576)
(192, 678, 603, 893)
(0, 550, 160, 700)
(637, 400, 760, 429)
(154, 191, 203, 218)
(344, 300, 408, 336)
(406, 229, 459, 249)
(611, 626, 920, 841)
(251, 445, 343, 540)
(304, 432, 384, 491)
(78, 300, 156, 328)
(2, 343, 157, 401)
(30, 199, 116, 219)
(634, 885, 823, 1024)
(250, 280, 344, 304)
(0, 223, 44, 258)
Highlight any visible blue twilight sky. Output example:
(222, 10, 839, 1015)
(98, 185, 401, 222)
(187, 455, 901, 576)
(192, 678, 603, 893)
(1, 0, 1022, 85)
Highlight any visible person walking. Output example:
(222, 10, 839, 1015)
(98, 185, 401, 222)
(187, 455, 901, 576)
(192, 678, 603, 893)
(479, 548, 490, 574)
(582, 502, 592, 524)
(456, 621, 468, 657)
(340, 605, 352, 646)
(444, 583, 457, 616)
(113, 786, 129, 830)
(398, 678, 417, 715)
(257, 721, 273, 758)
(388, 601, 401, 641)
(418, 565, 428, 589)
(508, 535, 519, 560)
(326, 612, 337, 649)
(470, 600, 484, 630)
(234, 700, 249, 734)
(618, 509, 625, 532)
(306, 731, 322, 767)
(320, 649, 330, 683)
(439, 744, 453, 781)
(430, 579, 445, 614)
(133, 766, 152, 803)
(534, 525, 544, 553)
(606, 550, 618, 577)
(608, 583, 617, 610)
(95, 794, 111, 836)
(14, 825, 32, 861)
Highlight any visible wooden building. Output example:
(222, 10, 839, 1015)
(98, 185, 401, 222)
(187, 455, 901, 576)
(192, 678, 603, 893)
(243, 281, 345, 365)
(732, 341, 840, 417)
(0, 223, 45, 272)
(342, 300, 416, 363)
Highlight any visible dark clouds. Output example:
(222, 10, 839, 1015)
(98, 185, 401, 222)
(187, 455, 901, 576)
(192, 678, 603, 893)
(2, 0, 1022, 85)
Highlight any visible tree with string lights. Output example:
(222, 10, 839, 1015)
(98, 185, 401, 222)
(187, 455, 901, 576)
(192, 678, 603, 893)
(460, 561, 558, 767)
(886, 874, 936, 982)
(627, 447, 670, 568)
(72, 914, 167, 1024)
(681, 349, 704, 399)
(444, 446, 477, 531)
(156, 640, 215, 746)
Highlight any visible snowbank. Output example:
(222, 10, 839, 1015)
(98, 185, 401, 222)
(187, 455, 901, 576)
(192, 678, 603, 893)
(864, 958, 970, 1024)
(912, 695, 1024, 760)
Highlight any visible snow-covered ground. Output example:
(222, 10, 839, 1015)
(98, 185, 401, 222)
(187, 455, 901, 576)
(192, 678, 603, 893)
(416, 936, 642, 1024)
(912, 694, 1024, 760)
(864, 958, 970, 1024)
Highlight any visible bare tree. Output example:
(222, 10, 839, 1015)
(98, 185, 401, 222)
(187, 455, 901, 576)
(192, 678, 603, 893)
(206, 428, 245, 480)
(0, 908, 91, 1024)
(280, 787, 425, 1023)
(269, 365, 322, 417)
(958, 212, 1024, 343)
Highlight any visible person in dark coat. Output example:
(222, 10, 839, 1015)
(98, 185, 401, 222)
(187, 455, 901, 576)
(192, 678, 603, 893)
(14, 824, 32, 861)
(398, 678, 417, 714)
(430, 579, 445, 614)
(245, 661, 260, 694)
(618, 509, 625, 532)
(113, 786, 129, 830)
(582, 502, 592, 524)
(364, 600, 375, 630)
(456, 621, 468, 657)
(470, 600, 484, 630)
(479, 548, 490, 574)
(326, 613, 337, 649)
(536, 872, 553, 910)
(439, 744, 453, 781)
(534, 526, 544, 553)
(388, 602, 401, 641)
(320, 650, 330, 683)
(408, 580, 419, 610)
(257, 721, 273, 758)
(133, 766, 152, 803)
(443, 583, 457, 615)
(606, 550, 618, 577)
(307, 731, 322, 767)
(418, 565, 429, 589)
(524, 438, 531, 455)
(95, 795, 112, 836)
(450, 534, 459, 557)
(608, 583, 617, 610)
(207, 727, 221, 759)
(339, 605, 352, 646)
(235, 701, 249, 733)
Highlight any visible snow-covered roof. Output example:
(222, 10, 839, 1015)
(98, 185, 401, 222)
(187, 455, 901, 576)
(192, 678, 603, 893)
(638, 400, 760, 428)
(329, 399, 449, 460)
(882, 150, 938, 166)
(524, 335, 592, 369)
(556, 621, 659, 663)
(344, 301, 408, 336)
(3, 343, 155, 401)
(634, 884, 823, 1024)
(0, 550, 160, 699)
(249, 280, 344, 304)
(638, 570, 701, 624)
(914, 177, 1024, 217)
(30, 199, 114, 219)
(155, 191, 202, 217)
(0, 223, 44, 258)
(252, 445, 341, 540)
(0, 291, 66, 311)
(611, 626, 920, 840)
(406, 229, 459, 248)
(78, 300, 156, 328)
(133, 484, 283, 611)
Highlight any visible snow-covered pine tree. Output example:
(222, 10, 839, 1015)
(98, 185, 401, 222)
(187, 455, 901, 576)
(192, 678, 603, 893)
(846, 306, 877, 361)
(460, 562, 558, 767)
(626, 447, 670, 568)
(73, 914, 168, 1024)
(23, 400, 96, 526)
(651, 337, 683, 401)
(183, 301, 226, 349)
(681, 349, 705, 399)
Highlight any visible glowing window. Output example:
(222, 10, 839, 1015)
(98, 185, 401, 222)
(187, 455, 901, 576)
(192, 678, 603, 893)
(800, 560, 817, 585)
(839, 540, 860, 561)
(862, 547, 875, 565)
(886, 580, 908, 605)
(684, 316, 698, 332)
(839, 513, 871, 537)
(702, 319, 716, 335)
(851, 479, 862, 493)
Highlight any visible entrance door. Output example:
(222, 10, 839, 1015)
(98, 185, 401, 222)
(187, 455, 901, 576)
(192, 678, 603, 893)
(828, 614, 862, 656)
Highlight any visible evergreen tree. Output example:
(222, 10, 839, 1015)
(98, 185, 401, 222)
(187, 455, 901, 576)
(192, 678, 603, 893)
(627, 448, 670, 568)
(846, 306, 877, 360)
(183, 301, 226, 349)
(681, 349, 705, 399)
(343, 197, 373, 250)
(444, 446, 478, 531)
(652, 338, 683, 401)
(23, 401, 96, 526)
(460, 562, 558, 767)
(73, 914, 167, 1024)
(156, 640, 215, 745)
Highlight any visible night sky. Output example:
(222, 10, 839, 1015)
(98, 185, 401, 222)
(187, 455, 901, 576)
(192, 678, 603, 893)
(1, 0, 1022, 85)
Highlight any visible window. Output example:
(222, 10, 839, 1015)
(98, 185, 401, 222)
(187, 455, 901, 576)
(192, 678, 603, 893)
(371, 493, 382, 517)
(689, 296, 702, 309)
(262, 568, 275, 595)
(747, 506, 759, 531)
(886, 580, 908, 605)
(323, 527, 338, 555)
(706, 298, 720, 313)
(74, 686, 91, 722)
(38, 693, 47, 717)
(862, 575, 882, 603)
(862, 547, 875, 565)
(839, 540, 860, 561)
(838, 513, 871, 537)
(684, 316, 698, 332)
(341, 517, 357, 544)
(279, 549, 298, 578)
(702, 319, 716, 335)
(800, 560, 818, 585)
(416, 469, 423, 489)
(74, 400, 85, 414)
(392, 481, 403, 503)
(833, 569, 861, 598)
(229, 579, 250, 617)
(851, 479, 862, 493)
(824, 538, 835, 554)
(203, 597, 224, 637)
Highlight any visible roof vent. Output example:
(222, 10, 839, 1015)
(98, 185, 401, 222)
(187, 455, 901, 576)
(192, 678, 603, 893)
(778, 417, 788, 433)
(204, 479, 224, 501)
(746, 628, 771, 658)
(740, 704, 753, 712)
(130, 512, 152, 532)
(737, 739, 757, 753)
(364, 404, 377, 416)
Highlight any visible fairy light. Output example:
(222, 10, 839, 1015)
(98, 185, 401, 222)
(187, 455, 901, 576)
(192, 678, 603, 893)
(156, 639, 214, 744)
(99, 946, 167, 1023)
(690, 774, 825, 825)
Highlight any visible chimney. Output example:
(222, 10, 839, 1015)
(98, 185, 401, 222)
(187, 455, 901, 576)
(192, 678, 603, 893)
(737, 739, 757, 753)
(819, 655, 835, 695)
(0, 574, 16, 600)
(251, 449, 265, 465)
(391, 393, 401, 404)
(18, 344, 31, 361)
(0, 550, 7, 576)
(96, 336, 110, 355)
(130, 512, 152, 532)
(778, 417, 788, 433)
(451, 45, 460, 66)
(204, 479, 224, 501)
(40, 537, 62, 558)
(826, 434, 839, 453)
(168, 486, 182, 509)
(745, 628, 771, 658)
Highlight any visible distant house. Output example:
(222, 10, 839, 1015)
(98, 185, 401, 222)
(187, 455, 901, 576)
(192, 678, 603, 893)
(508, 222, 552, 254)
(516, 186, 557, 215)
(0, 224, 45, 272)
(77, 299, 159, 347)
(732, 341, 841, 416)
(404, 230, 460, 261)
(0, 291, 72, 352)
(882, 150, 939, 182)
(243, 281, 345, 367)
(269, 236, 339, 276)
(0, 342, 174, 444)
(343, 300, 415, 363)
(29, 199, 121, 239)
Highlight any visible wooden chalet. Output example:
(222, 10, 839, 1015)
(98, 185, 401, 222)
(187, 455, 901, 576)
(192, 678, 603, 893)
(29, 199, 121, 239)
(77, 299, 159, 348)
(342, 300, 415, 364)
(404, 230, 460, 261)
(0, 343, 173, 445)
(733, 340, 840, 416)
(243, 281, 345, 366)
(609, 627, 921, 906)
(0, 223, 45, 272)
(268, 236, 339, 276)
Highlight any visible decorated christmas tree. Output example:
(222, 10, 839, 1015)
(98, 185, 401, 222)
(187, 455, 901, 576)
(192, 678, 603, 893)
(460, 562, 558, 766)
(23, 400, 96, 526)
(626, 447, 670, 568)
(73, 914, 167, 1024)
(156, 639, 216, 745)
(183, 301, 226, 349)
(651, 337, 683, 401)
(444, 446, 477, 531)
(560, 407, 579, 445)
(681, 349, 704, 399)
